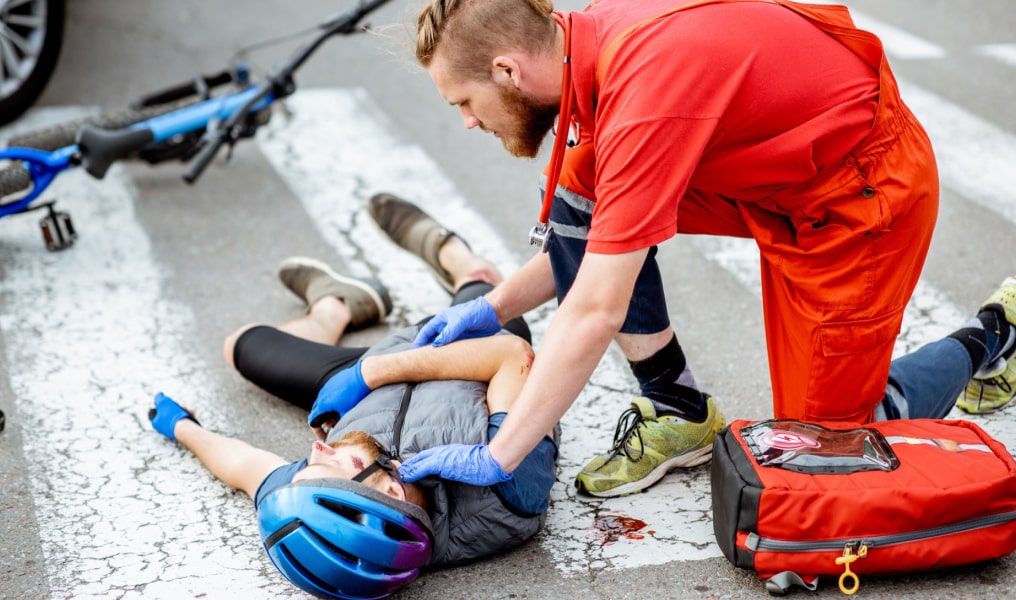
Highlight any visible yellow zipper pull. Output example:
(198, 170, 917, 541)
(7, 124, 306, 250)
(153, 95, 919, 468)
(834, 542, 868, 595)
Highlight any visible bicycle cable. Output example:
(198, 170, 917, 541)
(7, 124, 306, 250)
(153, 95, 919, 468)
(230, 25, 321, 69)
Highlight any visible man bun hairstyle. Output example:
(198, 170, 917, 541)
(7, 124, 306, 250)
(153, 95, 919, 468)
(416, 0, 557, 79)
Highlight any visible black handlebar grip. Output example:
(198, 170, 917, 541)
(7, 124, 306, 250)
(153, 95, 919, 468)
(131, 71, 234, 110)
(182, 135, 227, 184)
(0, 163, 33, 198)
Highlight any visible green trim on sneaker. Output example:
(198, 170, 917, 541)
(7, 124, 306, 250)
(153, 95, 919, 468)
(277, 256, 392, 331)
(957, 275, 1016, 414)
(574, 396, 725, 498)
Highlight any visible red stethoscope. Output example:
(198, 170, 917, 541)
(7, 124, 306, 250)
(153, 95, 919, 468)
(529, 12, 575, 252)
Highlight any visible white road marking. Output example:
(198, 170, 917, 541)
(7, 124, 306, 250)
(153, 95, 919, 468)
(1, 111, 293, 599)
(897, 78, 1016, 226)
(975, 43, 1016, 67)
(804, 1, 948, 60)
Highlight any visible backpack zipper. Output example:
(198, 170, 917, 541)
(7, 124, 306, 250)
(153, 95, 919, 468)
(746, 509, 1016, 554)
(745, 510, 1016, 595)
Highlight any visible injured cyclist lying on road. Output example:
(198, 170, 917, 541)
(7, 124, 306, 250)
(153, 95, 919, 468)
(147, 194, 559, 600)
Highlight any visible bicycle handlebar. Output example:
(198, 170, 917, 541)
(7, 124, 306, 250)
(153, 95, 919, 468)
(181, 0, 391, 184)
(130, 69, 237, 110)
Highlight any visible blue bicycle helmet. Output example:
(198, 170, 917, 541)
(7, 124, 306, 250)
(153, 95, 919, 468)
(258, 475, 433, 600)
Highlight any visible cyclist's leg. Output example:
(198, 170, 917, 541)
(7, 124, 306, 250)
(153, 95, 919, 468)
(232, 325, 367, 412)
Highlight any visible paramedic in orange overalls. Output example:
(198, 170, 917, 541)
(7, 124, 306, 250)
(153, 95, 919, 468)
(393, 0, 1014, 498)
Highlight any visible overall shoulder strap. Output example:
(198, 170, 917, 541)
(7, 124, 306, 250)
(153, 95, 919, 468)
(594, 0, 854, 87)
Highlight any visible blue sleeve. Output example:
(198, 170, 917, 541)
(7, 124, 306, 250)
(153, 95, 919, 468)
(254, 459, 308, 510)
(488, 412, 558, 515)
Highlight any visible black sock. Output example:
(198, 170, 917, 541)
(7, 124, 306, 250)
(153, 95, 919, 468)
(949, 308, 1014, 375)
(628, 335, 708, 422)
(948, 323, 989, 374)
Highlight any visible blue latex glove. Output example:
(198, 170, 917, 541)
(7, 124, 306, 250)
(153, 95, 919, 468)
(148, 392, 199, 441)
(398, 444, 512, 486)
(412, 297, 501, 348)
(308, 360, 371, 428)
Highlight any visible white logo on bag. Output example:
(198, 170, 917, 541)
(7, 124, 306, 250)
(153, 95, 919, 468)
(760, 429, 821, 450)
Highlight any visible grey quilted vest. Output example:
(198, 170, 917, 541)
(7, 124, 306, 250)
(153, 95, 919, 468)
(327, 326, 548, 568)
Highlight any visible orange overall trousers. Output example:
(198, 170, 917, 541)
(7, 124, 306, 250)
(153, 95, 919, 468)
(557, 1, 939, 423)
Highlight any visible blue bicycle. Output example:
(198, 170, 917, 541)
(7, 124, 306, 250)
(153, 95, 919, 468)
(0, 0, 390, 250)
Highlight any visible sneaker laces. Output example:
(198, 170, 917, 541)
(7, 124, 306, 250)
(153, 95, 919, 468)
(972, 374, 1012, 411)
(609, 406, 648, 461)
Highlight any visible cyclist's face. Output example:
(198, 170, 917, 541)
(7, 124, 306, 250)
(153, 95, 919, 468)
(295, 440, 406, 500)
(429, 57, 557, 158)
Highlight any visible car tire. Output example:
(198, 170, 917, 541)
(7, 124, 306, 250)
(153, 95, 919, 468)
(0, 0, 65, 126)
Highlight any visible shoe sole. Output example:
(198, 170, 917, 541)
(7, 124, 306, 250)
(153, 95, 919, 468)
(278, 256, 392, 317)
(367, 193, 456, 294)
(955, 398, 1013, 414)
(577, 444, 714, 498)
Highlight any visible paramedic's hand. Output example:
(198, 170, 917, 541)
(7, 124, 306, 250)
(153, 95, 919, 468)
(148, 392, 199, 442)
(412, 297, 501, 348)
(308, 360, 371, 439)
(398, 444, 512, 486)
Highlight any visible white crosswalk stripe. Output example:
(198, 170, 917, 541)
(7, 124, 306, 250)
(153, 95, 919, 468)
(0, 111, 293, 598)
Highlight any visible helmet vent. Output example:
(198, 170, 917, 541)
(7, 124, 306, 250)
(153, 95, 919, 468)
(384, 521, 421, 543)
(318, 497, 367, 524)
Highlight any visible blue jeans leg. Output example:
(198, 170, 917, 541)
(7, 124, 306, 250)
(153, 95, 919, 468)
(881, 338, 973, 420)
(545, 188, 671, 334)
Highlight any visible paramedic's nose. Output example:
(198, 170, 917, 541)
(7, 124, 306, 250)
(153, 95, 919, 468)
(460, 106, 480, 130)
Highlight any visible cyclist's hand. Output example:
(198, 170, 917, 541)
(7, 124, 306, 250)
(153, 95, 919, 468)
(412, 297, 501, 348)
(148, 392, 199, 441)
(398, 444, 512, 486)
(308, 360, 371, 439)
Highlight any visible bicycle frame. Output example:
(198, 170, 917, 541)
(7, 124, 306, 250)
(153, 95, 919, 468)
(0, 0, 390, 240)
(0, 87, 273, 218)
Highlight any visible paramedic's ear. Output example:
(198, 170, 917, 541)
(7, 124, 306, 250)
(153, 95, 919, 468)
(492, 55, 522, 89)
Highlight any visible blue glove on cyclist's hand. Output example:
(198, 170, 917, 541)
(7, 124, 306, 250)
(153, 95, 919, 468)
(398, 444, 512, 486)
(148, 392, 199, 441)
(412, 297, 501, 348)
(308, 360, 371, 429)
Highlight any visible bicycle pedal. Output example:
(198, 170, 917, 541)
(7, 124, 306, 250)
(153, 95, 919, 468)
(40, 207, 77, 251)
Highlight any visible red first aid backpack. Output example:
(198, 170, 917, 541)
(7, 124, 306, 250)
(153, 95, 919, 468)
(711, 419, 1016, 595)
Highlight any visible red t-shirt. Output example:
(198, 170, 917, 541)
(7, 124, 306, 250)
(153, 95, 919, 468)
(566, 0, 880, 254)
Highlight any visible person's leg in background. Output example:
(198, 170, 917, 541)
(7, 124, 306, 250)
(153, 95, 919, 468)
(367, 192, 531, 343)
(878, 276, 1016, 420)
(222, 258, 392, 411)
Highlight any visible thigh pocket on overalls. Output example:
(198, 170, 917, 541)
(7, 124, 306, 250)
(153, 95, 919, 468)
(792, 168, 888, 250)
(805, 310, 902, 422)
(786, 169, 885, 309)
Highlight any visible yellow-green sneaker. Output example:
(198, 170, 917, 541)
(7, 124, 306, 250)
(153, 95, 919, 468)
(956, 275, 1016, 414)
(575, 396, 725, 497)
(956, 361, 1016, 414)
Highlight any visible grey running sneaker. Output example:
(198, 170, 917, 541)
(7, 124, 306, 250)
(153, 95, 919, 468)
(278, 257, 392, 330)
(367, 193, 461, 294)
